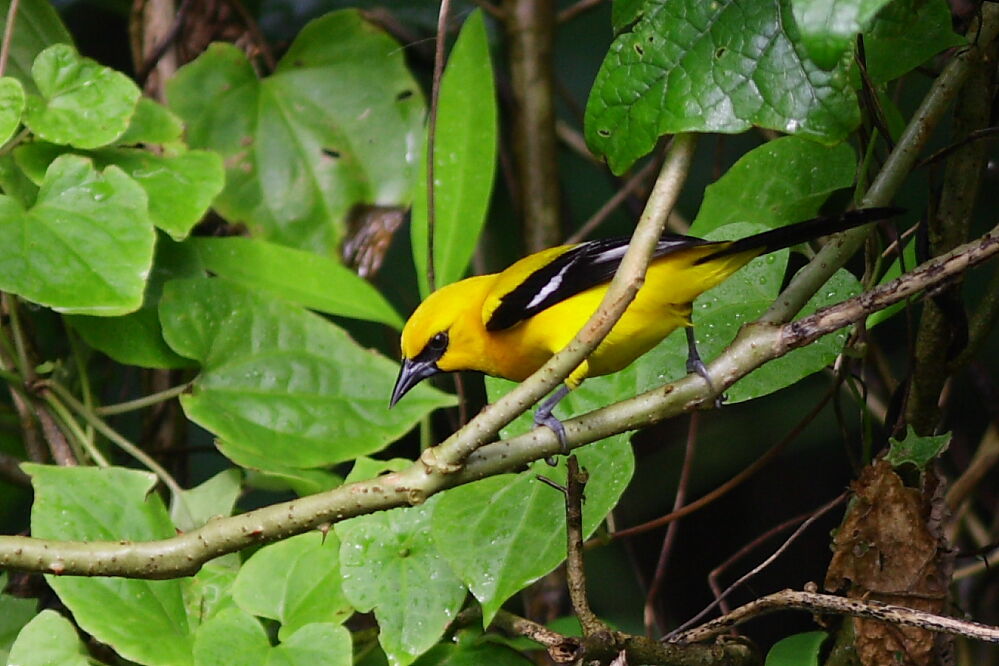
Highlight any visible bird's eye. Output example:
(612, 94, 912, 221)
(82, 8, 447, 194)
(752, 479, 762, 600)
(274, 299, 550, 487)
(428, 332, 448, 351)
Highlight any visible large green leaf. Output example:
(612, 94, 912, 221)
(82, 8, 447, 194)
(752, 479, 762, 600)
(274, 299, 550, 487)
(862, 0, 963, 83)
(693, 136, 856, 236)
(159, 277, 454, 469)
(24, 44, 140, 149)
(584, 0, 859, 173)
(337, 496, 466, 666)
(0, 0, 73, 92)
(791, 0, 892, 68)
(0, 154, 154, 315)
(191, 236, 403, 328)
(232, 531, 353, 639)
(411, 9, 497, 296)
(25, 464, 194, 666)
(432, 378, 634, 624)
(167, 10, 425, 255)
(6, 610, 89, 666)
(67, 234, 201, 368)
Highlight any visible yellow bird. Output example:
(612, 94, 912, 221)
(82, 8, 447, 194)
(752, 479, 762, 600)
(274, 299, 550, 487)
(390, 208, 901, 443)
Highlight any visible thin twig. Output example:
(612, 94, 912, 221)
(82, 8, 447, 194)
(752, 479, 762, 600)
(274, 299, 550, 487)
(35, 404, 77, 466)
(41, 392, 109, 467)
(557, 0, 605, 23)
(608, 385, 835, 542)
(667, 493, 847, 639)
(41, 381, 186, 503)
(915, 126, 999, 169)
(644, 412, 699, 636)
(709, 508, 822, 616)
(564, 456, 608, 636)
(0, 0, 20, 78)
(425, 0, 452, 295)
(566, 155, 662, 244)
(670, 589, 999, 645)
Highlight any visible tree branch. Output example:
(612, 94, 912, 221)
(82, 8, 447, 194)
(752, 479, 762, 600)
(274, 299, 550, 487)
(0, 215, 995, 578)
(670, 589, 999, 645)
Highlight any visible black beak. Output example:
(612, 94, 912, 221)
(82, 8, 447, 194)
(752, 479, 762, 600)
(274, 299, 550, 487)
(389, 357, 442, 407)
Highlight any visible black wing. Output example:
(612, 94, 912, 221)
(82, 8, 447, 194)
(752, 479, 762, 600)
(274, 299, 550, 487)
(484, 235, 709, 332)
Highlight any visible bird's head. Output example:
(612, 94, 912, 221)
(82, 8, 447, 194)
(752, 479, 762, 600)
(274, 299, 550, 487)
(390, 276, 495, 407)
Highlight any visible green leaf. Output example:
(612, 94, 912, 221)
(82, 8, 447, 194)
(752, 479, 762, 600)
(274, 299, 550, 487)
(244, 466, 343, 497)
(584, 0, 859, 173)
(0, 153, 38, 207)
(6, 610, 89, 666)
(97, 148, 224, 240)
(627, 223, 860, 402)
(791, 0, 892, 69)
(159, 277, 455, 469)
(25, 463, 194, 665)
(337, 496, 466, 666)
(117, 96, 185, 146)
(193, 608, 270, 665)
(692, 136, 856, 236)
(412, 641, 532, 666)
(411, 9, 497, 296)
(14, 141, 225, 241)
(863, 0, 964, 83)
(167, 11, 425, 255)
(0, 575, 37, 662)
(171, 469, 242, 532)
(433, 378, 634, 624)
(184, 560, 240, 627)
(24, 44, 140, 149)
(67, 234, 202, 368)
(0, 0, 73, 92)
(0, 154, 154, 315)
(233, 531, 353, 639)
(345, 456, 412, 484)
(268, 623, 352, 666)
(885, 426, 951, 469)
(765, 630, 827, 665)
(192, 236, 403, 328)
(0, 77, 25, 146)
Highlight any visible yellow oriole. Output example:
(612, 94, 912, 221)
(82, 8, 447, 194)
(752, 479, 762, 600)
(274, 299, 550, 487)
(390, 208, 901, 442)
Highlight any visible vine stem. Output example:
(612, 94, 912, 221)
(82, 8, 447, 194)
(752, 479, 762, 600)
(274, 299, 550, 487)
(96, 382, 192, 416)
(42, 380, 190, 519)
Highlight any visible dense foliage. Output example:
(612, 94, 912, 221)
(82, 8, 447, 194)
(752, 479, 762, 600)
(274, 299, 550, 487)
(0, 1, 996, 665)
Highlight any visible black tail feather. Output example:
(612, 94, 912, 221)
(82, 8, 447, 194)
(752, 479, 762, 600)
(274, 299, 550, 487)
(694, 207, 905, 264)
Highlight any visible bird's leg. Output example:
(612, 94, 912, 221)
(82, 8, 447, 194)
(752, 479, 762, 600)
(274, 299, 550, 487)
(685, 327, 724, 407)
(534, 384, 570, 463)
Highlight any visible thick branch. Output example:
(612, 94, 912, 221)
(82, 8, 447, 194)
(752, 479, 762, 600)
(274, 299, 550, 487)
(1, 219, 994, 578)
(670, 589, 999, 645)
